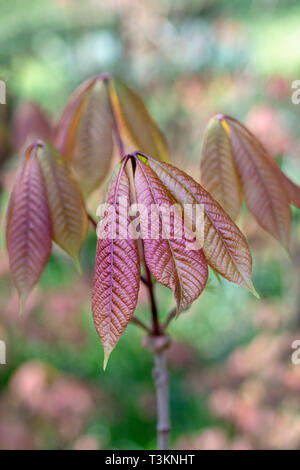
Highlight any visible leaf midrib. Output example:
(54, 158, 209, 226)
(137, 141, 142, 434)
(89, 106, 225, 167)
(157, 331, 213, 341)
(136, 159, 184, 311)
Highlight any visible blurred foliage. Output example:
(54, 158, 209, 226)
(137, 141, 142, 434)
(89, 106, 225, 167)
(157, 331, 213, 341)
(1, 0, 300, 450)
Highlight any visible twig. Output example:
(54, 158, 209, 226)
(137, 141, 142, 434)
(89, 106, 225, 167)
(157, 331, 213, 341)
(87, 212, 97, 229)
(144, 263, 160, 336)
(130, 316, 150, 333)
(162, 307, 177, 331)
(141, 275, 148, 286)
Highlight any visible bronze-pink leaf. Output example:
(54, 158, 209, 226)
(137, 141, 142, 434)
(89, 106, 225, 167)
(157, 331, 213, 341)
(55, 76, 98, 157)
(200, 116, 242, 221)
(227, 117, 291, 251)
(280, 171, 300, 208)
(6, 143, 52, 310)
(92, 161, 140, 369)
(55, 75, 113, 197)
(233, 118, 300, 210)
(12, 101, 54, 152)
(134, 159, 208, 313)
(147, 157, 257, 297)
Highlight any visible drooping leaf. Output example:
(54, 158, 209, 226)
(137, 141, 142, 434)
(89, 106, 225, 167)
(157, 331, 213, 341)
(134, 159, 208, 313)
(36, 143, 88, 264)
(225, 117, 291, 251)
(200, 115, 242, 221)
(55, 76, 113, 197)
(55, 76, 97, 157)
(200, 114, 294, 251)
(92, 161, 140, 368)
(228, 117, 300, 210)
(6, 144, 52, 309)
(147, 157, 257, 296)
(109, 78, 169, 162)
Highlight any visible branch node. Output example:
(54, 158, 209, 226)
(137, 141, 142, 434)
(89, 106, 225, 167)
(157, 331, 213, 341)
(142, 334, 171, 354)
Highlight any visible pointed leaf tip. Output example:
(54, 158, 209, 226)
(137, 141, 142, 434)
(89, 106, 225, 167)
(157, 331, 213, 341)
(211, 268, 222, 286)
(74, 256, 82, 274)
(103, 348, 112, 371)
(249, 284, 260, 299)
(284, 248, 292, 263)
(253, 290, 260, 300)
(18, 292, 28, 315)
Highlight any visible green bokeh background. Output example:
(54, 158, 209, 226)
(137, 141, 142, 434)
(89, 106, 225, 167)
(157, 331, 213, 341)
(1, 0, 300, 450)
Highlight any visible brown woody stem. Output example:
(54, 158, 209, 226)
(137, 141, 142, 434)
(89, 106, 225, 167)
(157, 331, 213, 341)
(143, 260, 171, 449)
(144, 263, 160, 336)
(144, 334, 171, 450)
(153, 350, 170, 450)
(162, 307, 177, 331)
(130, 316, 150, 333)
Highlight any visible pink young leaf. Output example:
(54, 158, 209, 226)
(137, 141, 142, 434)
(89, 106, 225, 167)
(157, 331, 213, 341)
(55, 75, 113, 197)
(147, 157, 257, 297)
(92, 160, 140, 369)
(6, 143, 52, 309)
(12, 101, 54, 152)
(227, 117, 291, 251)
(134, 158, 208, 313)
